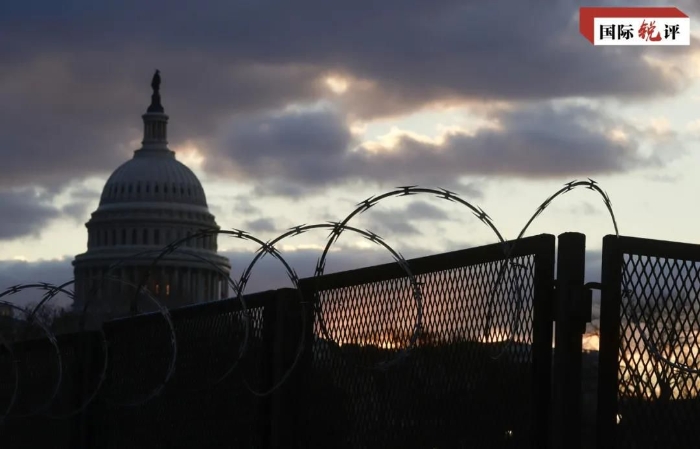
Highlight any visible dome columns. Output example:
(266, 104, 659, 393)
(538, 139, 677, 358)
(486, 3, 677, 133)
(142, 112, 168, 147)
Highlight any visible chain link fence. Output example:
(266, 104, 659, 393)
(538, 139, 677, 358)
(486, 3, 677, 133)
(598, 235, 700, 449)
(299, 234, 555, 449)
(0, 235, 556, 449)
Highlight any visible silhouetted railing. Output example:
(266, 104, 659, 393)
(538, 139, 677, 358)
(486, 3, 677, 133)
(0, 235, 557, 449)
(6, 232, 700, 448)
(0, 289, 285, 449)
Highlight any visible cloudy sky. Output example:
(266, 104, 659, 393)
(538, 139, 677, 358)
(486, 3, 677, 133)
(1, 0, 699, 310)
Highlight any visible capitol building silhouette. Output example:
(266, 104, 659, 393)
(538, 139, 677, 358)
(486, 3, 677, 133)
(72, 71, 231, 320)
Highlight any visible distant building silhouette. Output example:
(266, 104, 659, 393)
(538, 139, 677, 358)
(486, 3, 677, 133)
(72, 71, 230, 321)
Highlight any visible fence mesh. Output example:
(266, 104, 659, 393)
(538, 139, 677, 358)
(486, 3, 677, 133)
(614, 252, 700, 448)
(92, 298, 268, 449)
(0, 293, 271, 449)
(301, 238, 553, 449)
(0, 332, 92, 449)
(0, 236, 555, 449)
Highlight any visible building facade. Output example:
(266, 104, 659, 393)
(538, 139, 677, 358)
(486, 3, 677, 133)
(72, 72, 230, 319)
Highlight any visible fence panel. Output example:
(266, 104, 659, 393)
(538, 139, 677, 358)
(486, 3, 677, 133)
(0, 330, 99, 449)
(87, 290, 274, 449)
(0, 290, 286, 449)
(598, 235, 700, 449)
(299, 234, 556, 449)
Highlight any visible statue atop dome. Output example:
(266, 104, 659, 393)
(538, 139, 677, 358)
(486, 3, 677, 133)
(147, 69, 164, 113)
(151, 69, 161, 94)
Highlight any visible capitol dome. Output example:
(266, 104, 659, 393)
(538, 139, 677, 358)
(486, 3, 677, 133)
(99, 152, 208, 208)
(72, 71, 231, 319)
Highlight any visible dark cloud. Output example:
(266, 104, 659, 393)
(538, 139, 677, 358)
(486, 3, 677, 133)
(355, 202, 453, 237)
(61, 202, 91, 223)
(59, 186, 102, 224)
(67, 186, 102, 201)
(208, 194, 263, 219)
(0, 258, 74, 309)
(0, 0, 695, 192)
(251, 181, 317, 199)
(243, 218, 278, 234)
(0, 183, 103, 239)
(213, 104, 354, 185)
(676, 0, 700, 15)
(360, 211, 421, 237)
(0, 189, 61, 240)
(211, 102, 659, 194)
(451, 182, 484, 200)
(404, 202, 450, 221)
(2, 0, 692, 108)
(0, 53, 323, 190)
(231, 195, 261, 215)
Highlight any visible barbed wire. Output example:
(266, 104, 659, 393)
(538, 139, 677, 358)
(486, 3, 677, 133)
(0, 283, 73, 418)
(140, 222, 420, 396)
(318, 181, 617, 361)
(328, 188, 505, 303)
(75, 245, 249, 405)
(0, 283, 84, 419)
(486, 178, 619, 359)
(75, 271, 173, 408)
(515, 178, 618, 241)
(0, 249, 240, 413)
(323, 187, 512, 360)
(245, 222, 422, 377)
(9, 178, 699, 415)
(139, 227, 291, 395)
(19, 281, 108, 419)
(517, 180, 699, 378)
(1, 274, 175, 410)
(132, 230, 266, 395)
(0, 179, 584, 414)
(0, 298, 62, 419)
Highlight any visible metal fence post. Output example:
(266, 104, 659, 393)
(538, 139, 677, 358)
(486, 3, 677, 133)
(531, 234, 557, 449)
(552, 232, 587, 449)
(72, 331, 100, 449)
(596, 235, 623, 449)
(267, 288, 310, 449)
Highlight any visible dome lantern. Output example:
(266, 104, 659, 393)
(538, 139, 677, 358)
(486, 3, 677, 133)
(140, 69, 171, 154)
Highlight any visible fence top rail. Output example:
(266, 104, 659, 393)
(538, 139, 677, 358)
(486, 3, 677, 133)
(103, 288, 281, 330)
(604, 234, 700, 262)
(300, 233, 555, 293)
